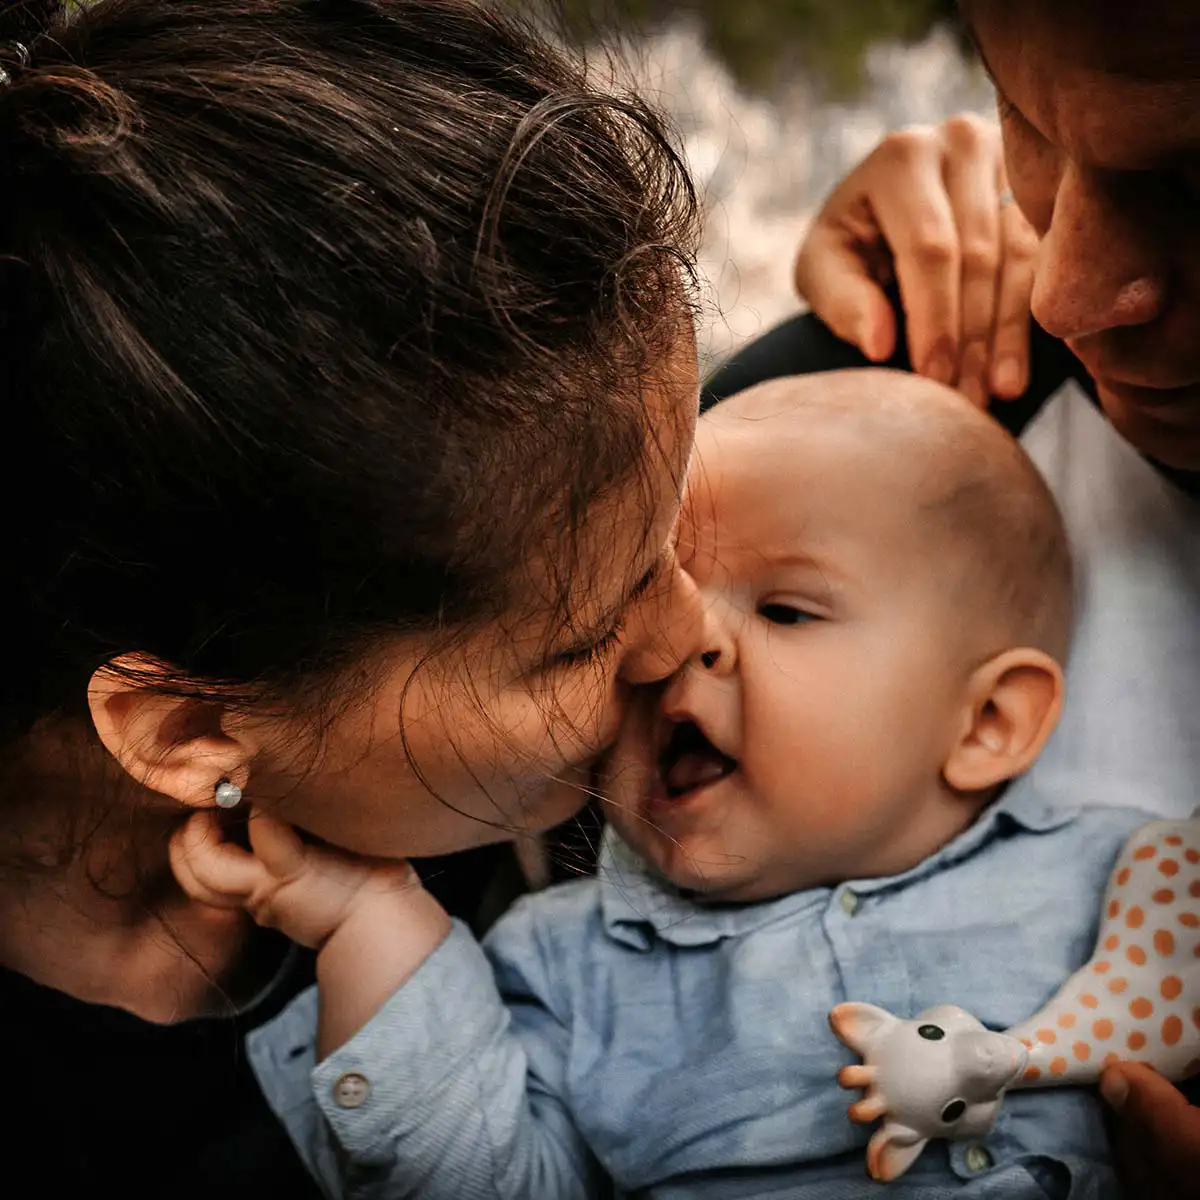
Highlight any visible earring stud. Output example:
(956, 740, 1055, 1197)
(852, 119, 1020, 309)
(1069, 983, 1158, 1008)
(214, 779, 243, 809)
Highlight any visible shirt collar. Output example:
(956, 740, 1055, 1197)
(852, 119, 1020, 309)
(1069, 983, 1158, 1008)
(848, 774, 1079, 899)
(598, 775, 1078, 951)
(598, 830, 827, 950)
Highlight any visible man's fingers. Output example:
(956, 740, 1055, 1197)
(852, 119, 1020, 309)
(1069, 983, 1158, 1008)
(169, 809, 264, 907)
(794, 224, 897, 362)
(869, 132, 962, 385)
(942, 115, 1003, 408)
(989, 197, 1039, 398)
(1102, 1062, 1200, 1185)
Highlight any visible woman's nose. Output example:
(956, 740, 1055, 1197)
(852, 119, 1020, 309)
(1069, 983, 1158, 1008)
(619, 561, 705, 686)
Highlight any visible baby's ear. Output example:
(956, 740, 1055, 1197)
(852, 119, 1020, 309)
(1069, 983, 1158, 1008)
(942, 648, 1063, 793)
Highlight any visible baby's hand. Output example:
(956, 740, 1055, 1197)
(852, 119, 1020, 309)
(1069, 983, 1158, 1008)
(170, 807, 417, 949)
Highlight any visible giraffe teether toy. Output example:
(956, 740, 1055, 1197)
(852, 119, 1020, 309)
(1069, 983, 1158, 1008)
(829, 817, 1200, 1182)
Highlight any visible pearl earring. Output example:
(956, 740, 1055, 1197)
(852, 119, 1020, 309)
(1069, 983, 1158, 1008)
(214, 778, 243, 809)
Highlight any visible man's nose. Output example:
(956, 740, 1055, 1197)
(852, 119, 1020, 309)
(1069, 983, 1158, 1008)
(1031, 162, 1167, 342)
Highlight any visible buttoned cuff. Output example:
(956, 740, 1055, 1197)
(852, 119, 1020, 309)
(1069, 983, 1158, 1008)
(311, 918, 507, 1163)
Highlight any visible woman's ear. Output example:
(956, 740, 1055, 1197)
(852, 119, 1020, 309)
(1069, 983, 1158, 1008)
(87, 655, 253, 807)
(942, 648, 1064, 794)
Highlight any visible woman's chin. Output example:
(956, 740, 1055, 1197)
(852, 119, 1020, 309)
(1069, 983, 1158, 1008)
(520, 779, 594, 834)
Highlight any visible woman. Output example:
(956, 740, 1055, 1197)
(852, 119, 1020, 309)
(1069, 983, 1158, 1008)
(0, 1, 706, 1194)
(722, 1, 1200, 1190)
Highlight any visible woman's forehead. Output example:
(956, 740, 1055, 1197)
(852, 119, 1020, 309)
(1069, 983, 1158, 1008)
(519, 365, 697, 631)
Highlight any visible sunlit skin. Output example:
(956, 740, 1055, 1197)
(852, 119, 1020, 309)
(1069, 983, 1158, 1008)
(603, 373, 1062, 903)
(236, 335, 706, 860)
(0, 332, 706, 1025)
(967, 0, 1200, 469)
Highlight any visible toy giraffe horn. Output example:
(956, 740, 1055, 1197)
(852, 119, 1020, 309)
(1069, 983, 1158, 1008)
(829, 1002, 899, 1057)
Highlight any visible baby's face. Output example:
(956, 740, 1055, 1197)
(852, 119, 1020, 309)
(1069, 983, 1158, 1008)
(604, 386, 982, 902)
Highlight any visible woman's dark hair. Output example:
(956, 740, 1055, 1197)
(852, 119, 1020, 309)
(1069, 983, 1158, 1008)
(0, 0, 699, 745)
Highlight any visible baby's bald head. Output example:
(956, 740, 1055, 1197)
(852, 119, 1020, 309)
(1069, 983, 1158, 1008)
(703, 369, 1073, 661)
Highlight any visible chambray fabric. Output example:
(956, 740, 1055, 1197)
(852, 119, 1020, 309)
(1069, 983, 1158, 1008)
(253, 777, 1148, 1199)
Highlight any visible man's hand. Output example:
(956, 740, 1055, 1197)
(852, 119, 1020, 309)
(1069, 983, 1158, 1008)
(794, 114, 1040, 410)
(1102, 1062, 1200, 1198)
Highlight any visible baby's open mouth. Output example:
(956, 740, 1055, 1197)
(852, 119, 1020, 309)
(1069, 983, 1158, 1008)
(657, 719, 738, 799)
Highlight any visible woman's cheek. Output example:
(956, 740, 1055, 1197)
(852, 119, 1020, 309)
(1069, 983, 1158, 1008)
(556, 665, 626, 756)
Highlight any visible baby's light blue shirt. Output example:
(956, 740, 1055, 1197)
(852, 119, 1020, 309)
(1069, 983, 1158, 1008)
(249, 779, 1151, 1199)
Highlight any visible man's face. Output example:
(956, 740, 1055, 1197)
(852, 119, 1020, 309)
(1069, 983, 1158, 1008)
(969, 0, 1200, 469)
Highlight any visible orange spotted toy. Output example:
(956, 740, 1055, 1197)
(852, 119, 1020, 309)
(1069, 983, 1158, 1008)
(828, 818, 1200, 1182)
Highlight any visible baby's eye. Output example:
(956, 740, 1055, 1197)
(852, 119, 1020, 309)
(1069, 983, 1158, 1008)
(758, 603, 817, 626)
(940, 1099, 967, 1124)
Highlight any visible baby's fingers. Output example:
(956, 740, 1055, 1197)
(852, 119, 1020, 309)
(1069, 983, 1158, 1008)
(247, 808, 309, 878)
(169, 809, 268, 908)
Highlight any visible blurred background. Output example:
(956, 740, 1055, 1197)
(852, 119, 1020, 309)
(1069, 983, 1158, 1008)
(68, 0, 996, 370)
(536, 0, 995, 370)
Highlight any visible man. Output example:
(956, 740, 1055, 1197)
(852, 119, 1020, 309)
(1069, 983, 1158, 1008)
(705, 1, 1200, 1193)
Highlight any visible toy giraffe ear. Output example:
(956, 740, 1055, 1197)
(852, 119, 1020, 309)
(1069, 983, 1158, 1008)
(830, 1002, 898, 1057)
(866, 1121, 928, 1182)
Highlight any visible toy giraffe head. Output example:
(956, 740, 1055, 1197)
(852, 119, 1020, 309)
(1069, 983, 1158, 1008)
(830, 816, 1200, 1183)
(829, 1003, 1027, 1181)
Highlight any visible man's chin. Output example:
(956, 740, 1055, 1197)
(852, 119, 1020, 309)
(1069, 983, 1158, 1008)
(1098, 383, 1200, 473)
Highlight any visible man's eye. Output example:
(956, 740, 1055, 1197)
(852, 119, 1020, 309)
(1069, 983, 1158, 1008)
(758, 603, 817, 626)
(995, 93, 1020, 123)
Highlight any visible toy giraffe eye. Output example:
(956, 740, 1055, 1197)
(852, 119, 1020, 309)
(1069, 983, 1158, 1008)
(941, 1099, 967, 1123)
(917, 1024, 945, 1041)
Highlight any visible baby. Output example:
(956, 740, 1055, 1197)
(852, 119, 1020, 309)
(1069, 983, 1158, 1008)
(185, 370, 1150, 1198)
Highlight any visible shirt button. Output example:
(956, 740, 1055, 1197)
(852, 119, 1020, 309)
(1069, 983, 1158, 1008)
(332, 1072, 370, 1109)
(963, 1143, 994, 1173)
(840, 889, 861, 917)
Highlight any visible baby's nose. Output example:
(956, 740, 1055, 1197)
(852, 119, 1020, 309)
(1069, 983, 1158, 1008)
(694, 607, 736, 675)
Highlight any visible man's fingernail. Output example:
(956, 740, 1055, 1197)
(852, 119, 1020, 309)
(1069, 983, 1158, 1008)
(855, 318, 881, 361)
(924, 351, 955, 385)
(960, 377, 987, 409)
(993, 356, 1023, 396)
(1101, 1071, 1129, 1111)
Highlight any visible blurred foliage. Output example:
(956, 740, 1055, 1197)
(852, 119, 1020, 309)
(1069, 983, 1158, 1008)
(62, 0, 965, 99)
(534, 0, 967, 96)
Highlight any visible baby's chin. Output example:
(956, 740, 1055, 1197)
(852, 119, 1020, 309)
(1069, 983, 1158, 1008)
(612, 821, 812, 904)
(685, 871, 808, 905)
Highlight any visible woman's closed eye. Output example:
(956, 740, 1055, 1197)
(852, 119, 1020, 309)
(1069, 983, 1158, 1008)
(551, 621, 624, 668)
(758, 602, 819, 627)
